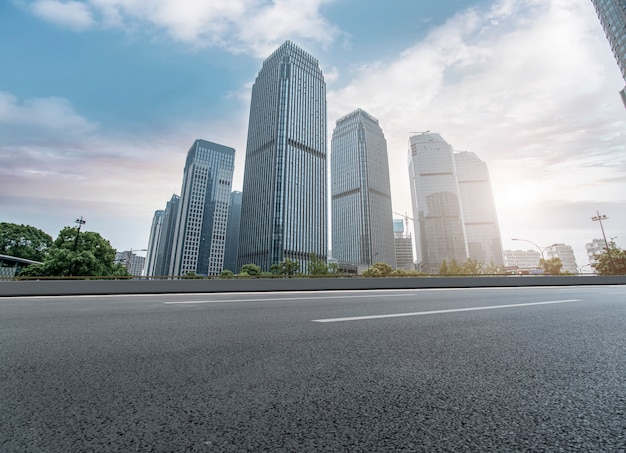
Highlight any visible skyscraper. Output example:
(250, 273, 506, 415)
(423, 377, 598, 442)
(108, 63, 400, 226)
(238, 41, 327, 271)
(144, 209, 164, 277)
(171, 139, 235, 276)
(153, 194, 179, 277)
(393, 218, 414, 271)
(223, 190, 242, 273)
(331, 109, 395, 267)
(454, 151, 503, 267)
(590, 0, 626, 105)
(408, 133, 468, 273)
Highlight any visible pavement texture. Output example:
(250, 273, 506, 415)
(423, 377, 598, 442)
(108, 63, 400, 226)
(1, 286, 625, 451)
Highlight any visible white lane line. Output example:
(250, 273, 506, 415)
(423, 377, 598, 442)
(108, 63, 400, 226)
(312, 299, 581, 323)
(163, 293, 424, 304)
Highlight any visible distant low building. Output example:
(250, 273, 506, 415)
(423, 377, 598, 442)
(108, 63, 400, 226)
(544, 243, 578, 274)
(0, 254, 42, 278)
(115, 251, 146, 277)
(503, 250, 541, 271)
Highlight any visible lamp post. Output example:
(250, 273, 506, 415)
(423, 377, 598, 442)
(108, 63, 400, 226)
(69, 216, 86, 276)
(591, 211, 614, 274)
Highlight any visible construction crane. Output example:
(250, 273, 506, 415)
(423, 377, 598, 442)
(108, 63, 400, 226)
(393, 211, 413, 234)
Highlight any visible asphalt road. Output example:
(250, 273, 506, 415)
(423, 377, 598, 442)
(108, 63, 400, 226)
(1, 286, 625, 452)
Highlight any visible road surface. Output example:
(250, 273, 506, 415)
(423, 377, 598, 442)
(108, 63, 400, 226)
(1, 285, 625, 451)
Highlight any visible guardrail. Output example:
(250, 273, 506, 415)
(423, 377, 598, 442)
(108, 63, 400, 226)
(1, 275, 625, 297)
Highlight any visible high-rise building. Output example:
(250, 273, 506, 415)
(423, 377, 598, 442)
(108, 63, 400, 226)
(545, 243, 578, 274)
(144, 210, 164, 277)
(171, 139, 235, 276)
(223, 191, 242, 273)
(331, 109, 396, 268)
(238, 41, 327, 272)
(503, 249, 541, 271)
(393, 218, 414, 271)
(590, 0, 626, 105)
(152, 194, 179, 277)
(408, 133, 468, 273)
(115, 250, 146, 276)
(454, 151, 504, 268)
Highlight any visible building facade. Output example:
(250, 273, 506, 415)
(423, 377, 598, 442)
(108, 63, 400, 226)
(171, 139, 235, 276)
(144, 210, 164, 277)
(590, 0, 626, 105)
(331, 109, 396, 268)
(393, 219, 414, 271)
(408, 133, 468, 273)
(585, 238, 606, 272)
(238, 41, 327, 272)
(223, 190, 242, 273)
(152, 194, 179, 277)
(545, 243, 578, 274)
(503, 249, 541, 271)
(454, 151, 504, 268)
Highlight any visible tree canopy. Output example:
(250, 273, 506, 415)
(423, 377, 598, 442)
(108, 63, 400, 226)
(19, 226, 129, 277)
(270, 258, 300, 277)
(540, 257, 563, 275)
(0, 222, 53, 262)
(592, 243, 626, 275)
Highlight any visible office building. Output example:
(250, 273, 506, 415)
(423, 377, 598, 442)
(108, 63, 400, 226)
(408, 133, 468, 273)
(585, 238, 606, 272)
(545, 243, 578, 274)
(393, 218, 414, 271)
(171, 139, 235, 276)
(590, 0, 626, 105)
(223, 191, 242, 272)
(115, 250, 146, 276)
(454, 151, 504, 267)
(144, 210, 164, 277)
(331, 109, 396, 268)
(151, 194, 179, 277)
(238, 41, 327, 272)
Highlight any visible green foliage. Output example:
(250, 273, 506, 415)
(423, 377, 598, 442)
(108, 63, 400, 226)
(592, 243, 626, 275)
(389, 268, 426, 277)
(220, 269, 234, 279)
(540, 257, 563, 275)
(362, 262, 393, 277)
(18, 226, 130, 278)
(240, 263, 261, 276)
(439, 258, 501, 275)
(270, 258, 300, 277)
(0, 222, 53, 262)
(183, 271, 203, 279)
(307, 254, 329, 275)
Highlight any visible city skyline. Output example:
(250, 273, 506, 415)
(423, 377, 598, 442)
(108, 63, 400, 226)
(1, 0, 625, 267)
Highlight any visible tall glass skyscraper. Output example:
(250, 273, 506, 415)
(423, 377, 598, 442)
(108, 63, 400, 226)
(223, 190, 242, 272)
(454, 151, 503, 268)
(238, 41, 327, 271)
(171, 139, 235, 276)
(144, 209, 164, 277)
(590, 0, 626, 105)
(331, 109, 396, 268)
(153, 194, 179, 277)
(408, 133, 468, 273)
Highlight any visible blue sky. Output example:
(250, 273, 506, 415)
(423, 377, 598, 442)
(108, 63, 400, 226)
(1, 0, 625, 268)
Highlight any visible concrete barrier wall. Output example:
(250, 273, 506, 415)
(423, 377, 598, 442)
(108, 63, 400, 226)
(1, 275, 625, 297)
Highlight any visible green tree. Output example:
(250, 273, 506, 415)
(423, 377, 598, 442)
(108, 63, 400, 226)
(0, 223, 53, 262)
(540, 257, 563, 275)
(362, 262, 393, 277)
(461, 258, 486, 275)
(240, 263, 261, 276)
(307, 254, 329, 276)
(18, 226, 129, 277)
(439, 259, 463, 275)
(271, 259, 300, 277)
(220, 269, 234, 279)
(592, 243, 626, 275)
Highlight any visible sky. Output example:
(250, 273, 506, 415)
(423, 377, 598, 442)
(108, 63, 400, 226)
(1, 0, 625, 269)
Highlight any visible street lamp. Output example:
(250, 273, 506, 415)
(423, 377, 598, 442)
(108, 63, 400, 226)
(69, 216, 86, 276)
(591, 211, 614, 274)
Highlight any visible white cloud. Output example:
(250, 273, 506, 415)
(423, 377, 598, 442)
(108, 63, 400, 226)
(30, 0, 96, 30)
(327, 0, 626, 222)
(25, 0, 340, 56)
